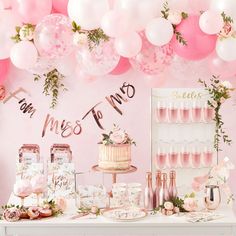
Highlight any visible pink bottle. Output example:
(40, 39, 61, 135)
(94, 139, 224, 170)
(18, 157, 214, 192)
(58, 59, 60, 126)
(153, 170, 161, 208)
(169, 171, 177, 199)
(144, 172, 154, 211)
(159, 173, 169, 206)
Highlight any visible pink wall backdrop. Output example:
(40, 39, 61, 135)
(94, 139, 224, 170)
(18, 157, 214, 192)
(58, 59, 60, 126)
(0, 56, 236, 213)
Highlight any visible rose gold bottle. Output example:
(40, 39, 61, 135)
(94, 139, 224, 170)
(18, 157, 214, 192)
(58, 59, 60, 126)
(144, 172, 154, 211)
(159, 173, 169, 206)
(153, 170, 161, 208)
(169, 170, 178, 199)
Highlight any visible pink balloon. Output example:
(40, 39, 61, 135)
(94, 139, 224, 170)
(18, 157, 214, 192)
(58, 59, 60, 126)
(12, 0, 52, 24)
(130, 33, 173, 75)
(145, 74, 168, 88)
(208, 52, 236, 79)
(34, 14, 73, 59)
(0, 58, 10, 84)
(171, 15, 217, 61)
(110, 57, 131, 75)
(52, 0, 68, 15)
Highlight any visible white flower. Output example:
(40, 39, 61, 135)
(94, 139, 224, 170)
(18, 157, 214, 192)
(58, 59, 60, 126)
(164, 201, 174, 210)
(73, 32, 87, 46)
(19, 25, 34, 41)
(220, 81, 232, 89)
(167, 11, 182, 25)
(110, 130, 126, 144)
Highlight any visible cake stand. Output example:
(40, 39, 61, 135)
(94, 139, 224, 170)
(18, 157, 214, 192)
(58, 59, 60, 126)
(91, 165, 137, 196)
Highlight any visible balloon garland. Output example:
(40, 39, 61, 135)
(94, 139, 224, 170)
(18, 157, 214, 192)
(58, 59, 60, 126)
(0, 0, 235, 108)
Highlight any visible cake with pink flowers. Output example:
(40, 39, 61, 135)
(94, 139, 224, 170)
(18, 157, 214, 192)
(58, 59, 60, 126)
(98, 125, 135, 170)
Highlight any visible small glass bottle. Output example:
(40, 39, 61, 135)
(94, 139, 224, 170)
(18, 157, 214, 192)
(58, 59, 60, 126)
(168, 171, 178, 199)
(159, 173, 169, 206)
(153, 170, 161, 208)
(144, 172, 154, 211)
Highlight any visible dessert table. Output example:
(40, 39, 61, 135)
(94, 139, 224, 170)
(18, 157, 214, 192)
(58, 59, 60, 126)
(0, 195, 236, 236)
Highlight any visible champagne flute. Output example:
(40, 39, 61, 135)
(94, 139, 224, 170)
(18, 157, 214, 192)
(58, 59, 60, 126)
(179, 101, 190, 123)
(203, 102, 215, 123)
(168, 143, 179, 168)
(203, 143, 214, 167)
(156, 146, 167, 169)
(180, 144, 190, 168)
(191, 144, 201, 168)
(167, 102, 178, 123)
(191, 100, 203, 123)
(156, 101, 167, 123)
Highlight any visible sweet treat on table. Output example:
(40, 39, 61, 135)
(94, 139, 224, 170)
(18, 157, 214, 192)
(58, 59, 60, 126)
(27, 206, 40, 220)
(50, 144, 72, 164)
(98, 124, 135, 170)
(13, 179, 32, 198)
(31, 174, 47, 194)
(39, 207, 53, 217)
(19, 144, 40, 164)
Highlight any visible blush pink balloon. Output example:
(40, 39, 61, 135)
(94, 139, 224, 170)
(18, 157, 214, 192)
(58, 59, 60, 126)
(145, 74, 168, 88)
(110, 57, 131, 75)
(0, 58, 10, 84)
(34, 14, 73, 59)
(52, 0, 68, 15)
(12, 0, 52, 24)
(130, 33, 173, 75)
(208, 53, 236, 79)
(171, 15, 217, 61)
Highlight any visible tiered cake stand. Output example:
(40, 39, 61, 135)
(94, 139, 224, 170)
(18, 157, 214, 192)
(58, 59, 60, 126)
(92, 165, 137, 188)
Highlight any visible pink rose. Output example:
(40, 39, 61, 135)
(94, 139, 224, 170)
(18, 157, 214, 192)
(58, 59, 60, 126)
(55, 197, 67, 212)
(3, 207, 21, 222)
(161, 208, 167, 215)
(183, 198, 198, 212)
(164, 201, 174, 210)
(110, 130, 126, 144)
(220, 23, 233, 38)
(166, 210, 174, 216)
(173, 207, 180, 213)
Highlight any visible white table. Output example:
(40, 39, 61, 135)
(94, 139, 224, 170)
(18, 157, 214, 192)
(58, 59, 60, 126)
(1, 195, 236, 236)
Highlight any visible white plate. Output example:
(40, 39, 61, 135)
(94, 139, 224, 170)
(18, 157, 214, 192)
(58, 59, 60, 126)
(102, 207, 147, 222)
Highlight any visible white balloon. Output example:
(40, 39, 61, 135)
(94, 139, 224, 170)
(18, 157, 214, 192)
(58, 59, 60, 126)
(216, 37, 236, 61)
(10, 41, 38, 69)
(210, 0, 236, 20)
(114, 0, 161, 31)
(0, 10, 21, 59)
(115, 31, 142, 58)
(145, 18, 174, 46)
(56, 53, 77, 76)
(199, 10, 224, 35)
(68, 0, 109, 30)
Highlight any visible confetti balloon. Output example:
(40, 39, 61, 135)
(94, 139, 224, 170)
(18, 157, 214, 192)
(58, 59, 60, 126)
(77, 39, 120, 76)
(129, 34, 173, 75)
(28, 57, 55, 75)
(34, 14, 73, 59)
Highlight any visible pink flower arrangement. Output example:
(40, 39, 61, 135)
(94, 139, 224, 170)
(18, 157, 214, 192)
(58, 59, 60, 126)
(100, 124, 135, 145)
(183, 198, 198, 212)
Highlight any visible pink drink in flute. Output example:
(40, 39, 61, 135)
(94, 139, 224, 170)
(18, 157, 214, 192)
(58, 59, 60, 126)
(168, 152, 178, 168)
(168, 102, 178, 123)
(191, 152, 201, 168)
(192, 101, 202, 122)
(203, 104, 214, 123)
(156, 101, 167, 123)
(156, 153, 167, 169)
(180, 102, 190, 123)
(203, 150, 213, 167)
(180, 152, 190, 167)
